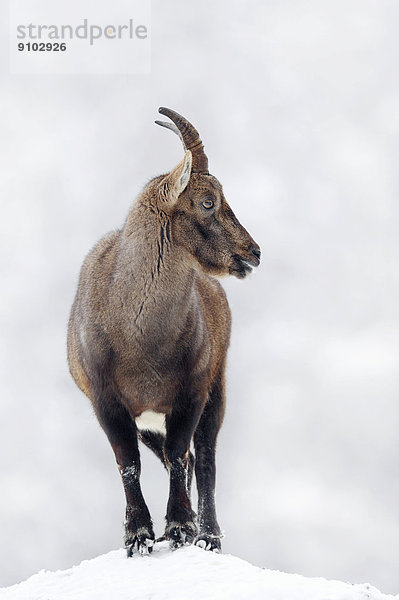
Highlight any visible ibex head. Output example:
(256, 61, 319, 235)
(154, 107, 261, 279)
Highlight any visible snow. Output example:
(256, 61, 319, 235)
(1, 544, 396, 600)
(1, 0, 399, 591)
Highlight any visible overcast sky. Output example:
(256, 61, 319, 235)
(1, 0, 399, 594)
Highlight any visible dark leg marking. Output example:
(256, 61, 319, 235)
(139, 429, 195, 495)
(138, 430, 167, 467)
(193, 372, 225, 552)
(96, 397, 155, 556)
(163, 393, 203, 549)
(139, 429, 195, 543)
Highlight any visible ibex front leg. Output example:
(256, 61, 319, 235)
(164, 394, 203, 548)
(96, 396, 155, 555)
(193, 372, 225, 551)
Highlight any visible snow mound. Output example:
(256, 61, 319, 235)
(0, 542, 396, 600)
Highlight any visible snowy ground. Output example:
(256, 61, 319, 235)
(1, 0, 399, 592)
(1, 544, 397, 600)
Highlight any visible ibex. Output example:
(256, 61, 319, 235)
(67, 108, 261, 555)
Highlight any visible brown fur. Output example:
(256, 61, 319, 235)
(67, 110, 260, 554)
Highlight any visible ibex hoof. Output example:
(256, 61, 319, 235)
(165, 521, 198, 549)
(125, 527, 155, 557)
(194, 534, 222, 552)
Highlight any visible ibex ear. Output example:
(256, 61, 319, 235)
(159, 150, 192, 205)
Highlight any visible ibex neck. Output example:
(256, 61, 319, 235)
(116, 200, 195, 338)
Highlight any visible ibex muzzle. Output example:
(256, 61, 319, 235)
(67, 107, 260, 556)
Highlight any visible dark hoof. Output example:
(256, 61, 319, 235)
(194, 534, 222, 552)
(125, 527, 155, 556)
(165, 521, 198, 549)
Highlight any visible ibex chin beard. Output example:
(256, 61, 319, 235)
(230, 244, 261, 278)
(229, 256, 257, 279)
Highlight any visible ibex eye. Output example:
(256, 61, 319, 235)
(202, 199, 214, 209)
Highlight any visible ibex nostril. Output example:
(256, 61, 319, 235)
(250, 246, 261, 261)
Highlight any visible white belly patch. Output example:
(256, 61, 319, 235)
(135, 410, 166, 435)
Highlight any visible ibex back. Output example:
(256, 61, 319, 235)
(67, 108, 261, 555)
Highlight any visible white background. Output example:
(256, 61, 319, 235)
(1, 0, 399, 593)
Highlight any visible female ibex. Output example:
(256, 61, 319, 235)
(67, 108, 261, 555)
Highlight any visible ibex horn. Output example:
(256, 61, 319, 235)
(155, 107, 209, 174)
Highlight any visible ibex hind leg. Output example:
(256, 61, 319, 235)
(139, 429, 195, 494)
(138, 430, 167, 466)
(94, 395, 155, 555)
